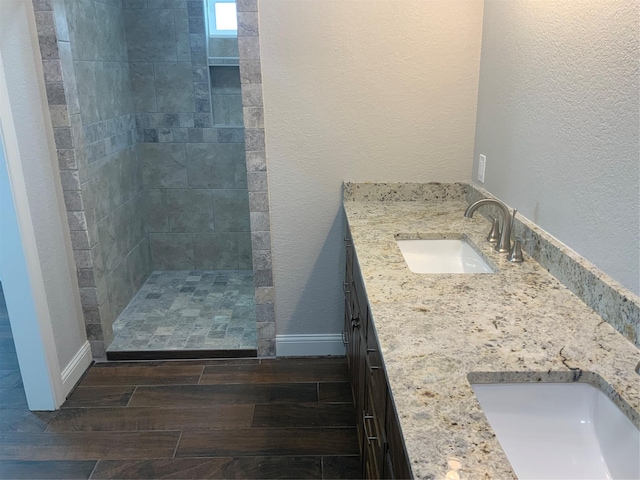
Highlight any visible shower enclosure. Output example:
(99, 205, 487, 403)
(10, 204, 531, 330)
(40, 0, 258, 359)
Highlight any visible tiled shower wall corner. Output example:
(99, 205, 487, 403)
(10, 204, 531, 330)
(39, 0, 151, 356)
(124, 0, 252, 271)
(33, 0, 277, 357)
(70, 0, 154, 356)
(33, 0, 151, 357)
(237, 0, 276, 356)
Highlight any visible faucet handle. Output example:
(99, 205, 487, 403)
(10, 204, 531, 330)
(510, 208, 518, 233)
(486, 215, 500, 245)
(507, 236, 525, 263)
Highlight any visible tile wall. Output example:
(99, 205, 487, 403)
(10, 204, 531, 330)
(124, 0, 252, 271)
(33, 0, 274, 356)
(35, 0, 151, 356)
(209, 37, 240, 58)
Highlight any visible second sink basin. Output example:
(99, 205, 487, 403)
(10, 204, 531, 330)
(471, 382, 639, 480)
(396, 238, 494, 274)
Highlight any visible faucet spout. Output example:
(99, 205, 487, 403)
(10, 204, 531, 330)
(464, 198, 512, 253)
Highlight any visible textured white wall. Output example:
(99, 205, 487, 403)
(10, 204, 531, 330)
(260, 0, 484, 335)
(0, 0, 87, 368)
(473, 0, 639, 295)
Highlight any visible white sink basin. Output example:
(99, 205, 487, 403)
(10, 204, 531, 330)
(396, 238, 493, 274)
(471, 382, 639, 480)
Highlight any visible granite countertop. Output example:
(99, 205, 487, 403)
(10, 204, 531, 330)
(343, 192, 640, 480)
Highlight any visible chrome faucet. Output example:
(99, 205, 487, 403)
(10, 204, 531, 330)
(464, 198, 513, 253)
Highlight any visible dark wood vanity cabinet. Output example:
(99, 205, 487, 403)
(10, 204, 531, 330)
(344, 226, 413, 480)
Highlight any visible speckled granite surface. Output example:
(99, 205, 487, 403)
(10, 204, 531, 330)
(343, 183, 640, 480)
(343, 182, 467, 202)
(464, 184, 640, 347)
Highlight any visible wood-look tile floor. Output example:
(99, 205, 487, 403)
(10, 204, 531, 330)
(0, 356, 361, 479)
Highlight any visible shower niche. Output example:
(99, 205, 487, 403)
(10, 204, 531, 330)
(210, 66, 243, 127)
(208, 3, 243, 127)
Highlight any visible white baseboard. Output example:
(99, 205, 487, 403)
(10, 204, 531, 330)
(60, 341, 92, 395)
(276, 334, 346, 357)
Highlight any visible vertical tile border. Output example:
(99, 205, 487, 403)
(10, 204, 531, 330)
(32, 0, 114, 358)
(237, 0, 275, 357)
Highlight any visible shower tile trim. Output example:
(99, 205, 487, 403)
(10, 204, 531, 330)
(237, 3, 275, 356)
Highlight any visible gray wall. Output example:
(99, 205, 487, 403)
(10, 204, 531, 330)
(124, 0, 251, 271)
(259, 0, 485, 336)
(473, 0, 639, 295)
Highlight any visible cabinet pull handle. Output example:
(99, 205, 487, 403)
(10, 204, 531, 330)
(343, 282, 350, 294)
(342, 331, 348, 345)
(366, 355, 380, 375)
(363, 412, 378, 445)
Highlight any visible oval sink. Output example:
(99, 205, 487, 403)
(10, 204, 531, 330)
(471, 382, 639, 480)
(396, 239, 494, 274)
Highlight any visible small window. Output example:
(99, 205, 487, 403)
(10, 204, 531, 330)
(207, 0, 237, 37)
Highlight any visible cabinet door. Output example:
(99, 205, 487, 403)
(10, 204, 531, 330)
(345, 227, 353, 274)
(345, 218, 412, 479)
(385, 392, 412, 479)
(366, 321, 387, 425)
(345, 228, 361, 329)
(343, 298, 355, 369)
(355, 323, 367, 457)
(363, 381, 385, 479)
(352, 249, 369, 339)
(344, 226, 360, 402)
(382, 448, 396, 480)
(366, 322, 387, 478)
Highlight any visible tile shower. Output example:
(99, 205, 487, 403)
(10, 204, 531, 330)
(37, 0, 259, 357)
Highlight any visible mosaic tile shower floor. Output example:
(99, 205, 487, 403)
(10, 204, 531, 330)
(107, 270, 256, 352)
